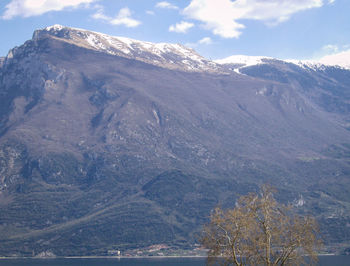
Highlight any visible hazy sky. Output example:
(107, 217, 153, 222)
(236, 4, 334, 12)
(1, 0, 350, 60)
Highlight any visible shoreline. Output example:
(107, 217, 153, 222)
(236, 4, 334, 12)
(0, 255, 208, 260)
(0, 254, 340, 260)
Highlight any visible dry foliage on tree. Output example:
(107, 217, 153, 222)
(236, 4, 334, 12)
(200, 185, 322, 266)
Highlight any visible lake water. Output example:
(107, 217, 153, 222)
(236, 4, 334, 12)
(0, 256, 349, 265)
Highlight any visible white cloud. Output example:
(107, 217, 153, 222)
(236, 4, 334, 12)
(169, 21, 194, 33)
(155, 1, 179, 10)
(322, 44, 339, 54)
(146, 10, 155, 15)
(198, 37, 212, 45)
(92, 7, 141, 28)
(183, 0, 327, 38)
(2, 0, 97, 19)
(186, 37, 213, 48)
(314, 44, 350, 68)
(319, 48, 350, 68)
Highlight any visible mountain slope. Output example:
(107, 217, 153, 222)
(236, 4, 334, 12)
(0, 26, 350, 256)
(217, 57, 350, 116)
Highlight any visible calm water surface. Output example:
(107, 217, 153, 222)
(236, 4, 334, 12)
(0, 256, 349, 265)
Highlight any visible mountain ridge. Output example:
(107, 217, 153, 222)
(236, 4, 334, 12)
(27, 24, 222, 73)
(4, 25, 349, 75)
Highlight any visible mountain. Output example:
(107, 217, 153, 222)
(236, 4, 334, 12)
(0, 25, 350, 256)
(217, 56, 350, 116)
(215, 54, 350, 74)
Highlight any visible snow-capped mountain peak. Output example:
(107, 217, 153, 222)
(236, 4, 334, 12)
(33, 25, 220, 72)
(214, 55, 273, 74)
(215, 53, 350, 73)
(215, 55, 272, 66)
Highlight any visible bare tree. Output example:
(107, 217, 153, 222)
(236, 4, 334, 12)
(200, 185, 322, 266)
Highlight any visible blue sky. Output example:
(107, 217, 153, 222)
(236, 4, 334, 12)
(1, 0, 350, 61)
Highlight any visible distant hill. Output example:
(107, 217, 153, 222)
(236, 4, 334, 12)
(0, 25, 349, 256)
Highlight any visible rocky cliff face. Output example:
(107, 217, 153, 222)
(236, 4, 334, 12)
(0, 25, 349, 256)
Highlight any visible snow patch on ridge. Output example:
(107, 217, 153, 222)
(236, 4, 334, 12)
(215, 55, 273, 74)
(215, 55, 272, 67)
(286, 58, 350, 72)
(45, 24, 65, 31)
(285, 59, 327, 71)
